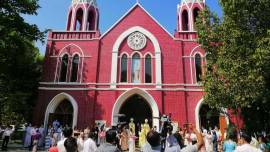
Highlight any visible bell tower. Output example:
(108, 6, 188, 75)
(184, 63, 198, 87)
(66, 0, 99, 32)
(176, 0, 205, 39)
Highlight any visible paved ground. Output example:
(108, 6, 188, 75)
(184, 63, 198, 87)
(0, 140, 141, 152)
(0, 140, 46, 152)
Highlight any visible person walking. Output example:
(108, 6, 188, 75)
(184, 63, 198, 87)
(1, 125, 14, 151)
(24, 123, 33, 148)
(32, 129, 42, 152)
(29, 126, 38, 151)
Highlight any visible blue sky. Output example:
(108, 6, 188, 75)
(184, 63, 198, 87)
(24, 0, 222, 54)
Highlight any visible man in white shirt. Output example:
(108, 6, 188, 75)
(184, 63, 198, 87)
(235, 132, 262, 152)
(83, 132, 97, 152)
(57, 127, 73, 152)
(1, 125, 14, 151)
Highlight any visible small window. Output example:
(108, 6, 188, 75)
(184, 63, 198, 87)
(193, 8, 200, 30)
(182, 10, 189, 31)
(74, 8, 84, 31)
(132, 53, 141, 83)
(195, 54, 202, 82)
(87, 11, 95, 31)
(145, 55, 152, 83)
(70, 55, 79, 82)
(120, 54, 128, 82)
(67, 10, 73, 31)
(60, 54, 69, 82)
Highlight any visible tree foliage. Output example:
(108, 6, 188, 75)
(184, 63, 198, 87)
(0, 0, 44, 125)
(196, 0, 270, 131)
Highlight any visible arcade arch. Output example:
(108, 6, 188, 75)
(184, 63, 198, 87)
(110, 26, 162, 88)
(111, 88, 160, 130)
(44, 93, 78, 129)
(195, 99, 229, 134)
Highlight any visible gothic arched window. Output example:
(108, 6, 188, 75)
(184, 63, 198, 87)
(182, 10, 189, 31)
(60, 54, 69, 82)
(132, 53, 141, 83)
(87, 10, 95, 31)
(145, 54, 152, 83)
(120, 54, 128, 83)
(74, 8, 84, 31)
(195, 54, 202, 82)
(193, 8, 200, 30)
(70, 55, 79, 82)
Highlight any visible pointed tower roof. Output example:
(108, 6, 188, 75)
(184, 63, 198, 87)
(72, 0, 97, 6)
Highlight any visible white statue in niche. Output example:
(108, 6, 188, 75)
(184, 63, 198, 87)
(132, 55, 140, 83)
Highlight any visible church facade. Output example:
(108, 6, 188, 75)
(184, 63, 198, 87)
(34, 0, 229, 131)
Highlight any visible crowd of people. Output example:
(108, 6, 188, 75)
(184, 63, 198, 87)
(1, 120, 270, 152)
(23, 123, 45, 151)
(0, 124, 44, 151)
(198, 126, 270, 152)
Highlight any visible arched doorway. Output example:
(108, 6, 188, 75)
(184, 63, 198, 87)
(119, 94, 152, 127)
(199, 104, 220, 130)
(44, 93, 78, 128)
(48, 99, 74, 127)
(195, 99, 228, 140)
(112, 88, 160, 130)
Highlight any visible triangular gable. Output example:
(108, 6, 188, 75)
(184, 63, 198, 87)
(100, 3, 174, 39)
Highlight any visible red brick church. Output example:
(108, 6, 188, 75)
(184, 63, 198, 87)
(34, 0, 230, 131)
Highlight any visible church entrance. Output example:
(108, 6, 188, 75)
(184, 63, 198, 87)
(199, 104, 220, 130)
(199, 104, 228, 139)
(112, 88, 160, 131)
(118, 94, 152, 133)
(48, 99, 74, 127)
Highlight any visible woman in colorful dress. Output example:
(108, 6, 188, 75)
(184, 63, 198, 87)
(128, 128, 137, 152)
(120, 126, 129, 151)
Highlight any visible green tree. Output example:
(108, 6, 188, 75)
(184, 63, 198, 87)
(196, 1, 270, 132)
(0, 0, 44, 125)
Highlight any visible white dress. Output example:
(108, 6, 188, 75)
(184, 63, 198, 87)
(205, 134, 213, 152)
(128, 132, 136, 152)
(24, 126, 32, 147)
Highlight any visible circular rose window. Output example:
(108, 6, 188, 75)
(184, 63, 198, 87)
(127, 32, 147, 51)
